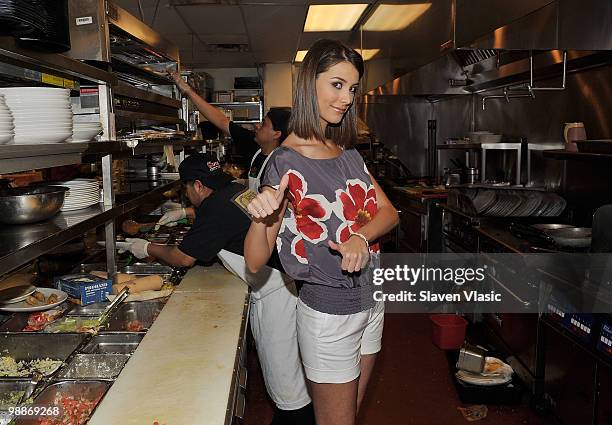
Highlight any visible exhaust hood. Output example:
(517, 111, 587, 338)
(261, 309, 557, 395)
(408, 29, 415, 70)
(367, 0, 612, 97)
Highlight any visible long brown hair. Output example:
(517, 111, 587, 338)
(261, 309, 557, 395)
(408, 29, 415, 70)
(289, 39, 364, 147)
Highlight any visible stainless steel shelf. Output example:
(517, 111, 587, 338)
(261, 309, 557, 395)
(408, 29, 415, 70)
(0, 37, 116, 85)
(115, 110, 182, 125)
(0, 179, 180, 277)
(114, 82, 181, 109)
(543, 150, 612, 160)
(210, 102, 261, 107)
(0, 139, 206, 174)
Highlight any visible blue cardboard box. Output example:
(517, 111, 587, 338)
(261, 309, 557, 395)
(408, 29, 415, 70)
(55, 274, 113, 306)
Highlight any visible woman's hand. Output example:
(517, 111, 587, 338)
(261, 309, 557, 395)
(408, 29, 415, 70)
(328, 234, 370, 273)
(247, 174, 289, 219)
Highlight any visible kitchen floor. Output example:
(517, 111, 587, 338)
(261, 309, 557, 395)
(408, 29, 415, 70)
(244, 314, 559, 425)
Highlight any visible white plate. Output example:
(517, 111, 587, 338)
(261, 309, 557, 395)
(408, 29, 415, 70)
(61, 203, 99, 212)
(65, 198, 100, 205)
(61, 179, 98, 187)
(0, 288, 68, 312)
(12, 134, 71, 144)
(64, 200, 100, 207)
(0, 87, 69, 92)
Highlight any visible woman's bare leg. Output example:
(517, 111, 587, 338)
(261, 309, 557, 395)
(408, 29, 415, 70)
(309, 379, 358, 425)
(356, 354, 377, 414)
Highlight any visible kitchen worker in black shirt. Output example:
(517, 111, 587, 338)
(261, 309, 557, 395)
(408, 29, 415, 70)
(170, 72, 290, 191)
(122, 153, 313, 425)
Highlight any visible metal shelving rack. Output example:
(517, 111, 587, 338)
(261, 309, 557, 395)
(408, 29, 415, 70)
(210, 101, 263, 124)
(0, 2, 203, 279)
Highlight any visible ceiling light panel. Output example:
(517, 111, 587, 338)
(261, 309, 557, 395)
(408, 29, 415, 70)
(362, 3, 431, 31)
(304, 4, 368, 32)
(294, 50, 308, 62)
(296, 48, 379, 62)
(358, 48, 380, 60)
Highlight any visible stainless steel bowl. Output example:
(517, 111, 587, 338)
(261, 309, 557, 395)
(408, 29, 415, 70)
(0, 185, 68, 224)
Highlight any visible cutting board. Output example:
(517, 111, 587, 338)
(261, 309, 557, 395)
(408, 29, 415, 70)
(88, 265, 248, 425)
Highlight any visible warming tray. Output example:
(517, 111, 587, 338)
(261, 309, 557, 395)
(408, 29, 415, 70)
(102, 300, 166, 332)
(14, 380, 110, 425)
(79, 333, 143, 354)
(0, 334, 85, 378)
(56, 354, 130, 380)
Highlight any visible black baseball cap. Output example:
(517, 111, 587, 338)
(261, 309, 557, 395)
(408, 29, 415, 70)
(178, 153, 234, 190)
(266, 107, 291, 142)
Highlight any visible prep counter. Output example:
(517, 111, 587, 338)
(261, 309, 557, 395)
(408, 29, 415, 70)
(88, 263, 250, 425)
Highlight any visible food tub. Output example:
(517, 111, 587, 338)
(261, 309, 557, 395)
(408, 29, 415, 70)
(56, 354, 130, 380)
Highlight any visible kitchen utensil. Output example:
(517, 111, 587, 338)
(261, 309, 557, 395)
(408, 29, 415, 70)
(546, 227, 592, 249)
(443, 168, 462, 186)
(97, 286, 130, 325)
(563, 122, 586, 152)
(463, 167, 479, 185)
(591, 205, 612, 253)
(0, 185, 67, 224)
(0, 284, 35, 303)
(457, 343, 486, 373)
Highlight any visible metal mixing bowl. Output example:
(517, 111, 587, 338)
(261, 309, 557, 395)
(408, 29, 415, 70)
(0, 185, 68, 224)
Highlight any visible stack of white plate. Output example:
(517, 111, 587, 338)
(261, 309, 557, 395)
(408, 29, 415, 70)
(0, 94, 14, 144)
(69, 120, 103, 143)
(57, 178, 100, 212)
(0, 87, 73, 144)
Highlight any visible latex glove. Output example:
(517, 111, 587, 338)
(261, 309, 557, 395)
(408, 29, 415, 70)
(124, 238, 150, 259)
(161, 201, 183, 214)
(155, 208, 186, 230)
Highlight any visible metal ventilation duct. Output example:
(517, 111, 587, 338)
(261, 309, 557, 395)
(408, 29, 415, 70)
(367, 0, 612, 97)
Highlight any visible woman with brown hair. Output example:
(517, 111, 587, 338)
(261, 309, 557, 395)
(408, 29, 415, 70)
(244, 39, 398, 424)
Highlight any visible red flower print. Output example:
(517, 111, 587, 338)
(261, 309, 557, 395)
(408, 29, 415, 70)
(291, 235, 308, 264)
(333, 179, 380, 253)
(286, 170, 332, 244)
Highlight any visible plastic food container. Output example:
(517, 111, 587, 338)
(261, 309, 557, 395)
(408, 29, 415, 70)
(430, 314, 468, 349)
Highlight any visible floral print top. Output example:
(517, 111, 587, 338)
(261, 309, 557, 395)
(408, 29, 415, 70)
(261, 146, 380, 314)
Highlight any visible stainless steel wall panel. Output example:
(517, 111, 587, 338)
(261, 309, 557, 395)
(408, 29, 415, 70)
(359, 97, 432, 177)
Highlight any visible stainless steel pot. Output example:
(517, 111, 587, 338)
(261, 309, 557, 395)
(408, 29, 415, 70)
(0, 185, 68, 224)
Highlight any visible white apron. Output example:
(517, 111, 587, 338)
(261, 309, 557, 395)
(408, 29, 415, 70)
(248, 148, 273, 193)
(217, 249, 310, 410)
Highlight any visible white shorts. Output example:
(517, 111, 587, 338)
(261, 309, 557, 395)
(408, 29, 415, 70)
(296, 298, 384, 384)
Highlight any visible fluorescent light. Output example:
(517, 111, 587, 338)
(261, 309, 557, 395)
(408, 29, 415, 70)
(362, 3, 431, 31)
(295, 48, 379, 62)
(304, 4, 368, 32)
(358, 48, 380, 60)
(294, 50, 308, 62)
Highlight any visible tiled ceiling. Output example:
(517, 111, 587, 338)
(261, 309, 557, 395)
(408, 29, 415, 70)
(114, 0, 446, 70)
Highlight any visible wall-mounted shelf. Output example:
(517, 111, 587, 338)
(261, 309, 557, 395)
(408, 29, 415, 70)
(543, 150, 612, 161)
(210, 101, 263, 124)
(0, 140, 206, 174)
(0, 37, 116, 86)
(0, 179, 180, 277)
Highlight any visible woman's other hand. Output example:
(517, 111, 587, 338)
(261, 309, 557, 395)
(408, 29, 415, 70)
(247, 174, 289, 219)
(328, 235, 369, 273)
